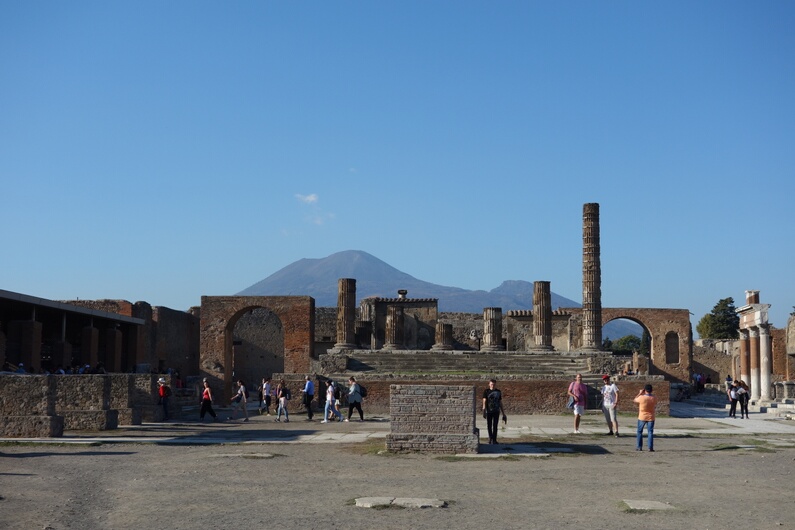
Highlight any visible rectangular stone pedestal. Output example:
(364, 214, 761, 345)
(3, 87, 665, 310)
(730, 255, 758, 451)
(62, 410, 119, 431)
(0, 415, 64, 437)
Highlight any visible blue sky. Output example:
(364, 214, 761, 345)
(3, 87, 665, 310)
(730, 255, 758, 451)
(2, 2, 793, 333)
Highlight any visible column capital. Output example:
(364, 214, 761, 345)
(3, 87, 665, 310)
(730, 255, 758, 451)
(738, 329, 749, 340)
(758, 324, 770, 336)
(748, 327, 759, 338)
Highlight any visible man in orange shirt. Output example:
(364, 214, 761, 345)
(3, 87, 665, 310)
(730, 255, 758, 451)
(633, 384, 657, 452)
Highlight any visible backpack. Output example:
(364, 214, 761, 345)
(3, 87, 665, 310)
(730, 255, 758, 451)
(244, 387, 250, 400)
(358, 384, 367, 398)
(333, 385, 342, 401)
(284, 387, 291, 400)
(164, 385, 172, 397)
(487, 389, 501, 413)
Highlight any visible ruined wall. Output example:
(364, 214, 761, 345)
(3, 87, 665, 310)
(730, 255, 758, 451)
(771, 326, 792, 381)
(386, 385, 479, 454)
(691, 345, 733, 384)
(438, 312, 482, 350)
(153, 306, 200, 375)
(0, 374, 63, 437)
(504, 312, 580, 351)
(232, 308, 285, 382)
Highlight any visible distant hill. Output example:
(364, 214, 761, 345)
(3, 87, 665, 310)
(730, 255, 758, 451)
(238, 250, 641, 338)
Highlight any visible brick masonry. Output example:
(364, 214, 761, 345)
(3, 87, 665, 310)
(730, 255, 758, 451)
(386, 385, 479, 454)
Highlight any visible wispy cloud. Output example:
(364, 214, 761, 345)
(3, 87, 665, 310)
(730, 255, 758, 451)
(295, 193, 319, 204)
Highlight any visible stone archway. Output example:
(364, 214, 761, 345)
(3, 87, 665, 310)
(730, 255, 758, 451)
(199, 296, 315, 392)
(601, 308, 692, 382)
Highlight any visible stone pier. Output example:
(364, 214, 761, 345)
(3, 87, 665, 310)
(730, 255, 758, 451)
(481, 308, 505, 352)
(383, 305, 405, 350)
(432, 322, 454, 351)
(334, 278, 357, 349)
(533, 281, 553, 350)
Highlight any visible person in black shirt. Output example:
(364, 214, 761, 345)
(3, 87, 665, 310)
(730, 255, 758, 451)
(482, 379, 507, 444)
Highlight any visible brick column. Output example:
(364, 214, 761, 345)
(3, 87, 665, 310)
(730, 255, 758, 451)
(481, 308, 505, 352)
(82, 326, 99, 368)
(334, 278, 357, 349)
(738, 329, 749, 384)
(383, 305, 405, 350)
(432, 322, 454, 351)
(533, 281, 553, 350)
(749, 327, 761, 401)
(759, 325, 772, 401)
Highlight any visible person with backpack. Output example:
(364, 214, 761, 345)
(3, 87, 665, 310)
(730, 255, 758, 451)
(482, 378, 507, 444)
(345, 376, 364, 422)
(157, 377, 172, 421)
(229, 379, 249, 422)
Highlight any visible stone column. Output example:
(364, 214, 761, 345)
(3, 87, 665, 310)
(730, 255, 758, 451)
(432, 322, 454, 351)
(738, 329, 749, 384)
(383, 305, 405, 350)
(581, 203, 602, 351)
(82, 326, 99, 368)
(749, 327, 761, 401)
(334, 278, 357, 349)
(759, 325, 772, 401)
(481, 308, 505, 352)
(533, 281, 553, 350)
(106, 327, 122, 372)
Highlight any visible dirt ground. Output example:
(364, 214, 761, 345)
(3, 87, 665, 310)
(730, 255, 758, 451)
(1, 412, 794, 530)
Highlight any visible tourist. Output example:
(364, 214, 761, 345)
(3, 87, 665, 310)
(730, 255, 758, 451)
(727, 381, 739, 418)
(600, 374, 620, 436)
(737, 380, 750, 419)
(482, 378, 507, 444)
(634, 384, 657, 452)
(567, 374, 588, 434)
(301, 375, 315, 421)
(345, 376, 364, 422)
(725, 374, 733, 391)
(229, 379, 249, 422)
(322, 379, 343, 423)
(199, 380, 218, 421)
(260, 377, 272, 415)
(157, 377, 171, 421)
(276, 380, 290, 422)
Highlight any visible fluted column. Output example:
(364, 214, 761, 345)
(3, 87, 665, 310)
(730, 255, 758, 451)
(432, 322, 454, 350)
(481, 307, 505, 352)
(581, 203, 602, 351)
(759, 325, 772, 401)
(333, 278, 357, 349)
(383, 305, 405, 350)
(533, 281, 553, 350)
(749, 327, 760, 401)
(738, 329, 749, 384)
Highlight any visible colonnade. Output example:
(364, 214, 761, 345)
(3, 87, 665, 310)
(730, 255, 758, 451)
(737, 290, 773, 402)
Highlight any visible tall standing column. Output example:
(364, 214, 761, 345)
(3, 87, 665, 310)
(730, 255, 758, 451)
(533, 281, 553, 350)
(481, 307, 505, 352)
(334, 278, 357, 349)
(432, 322, 454, 351)
(383, 305, 405, 350)
(759, 325, 772, 401)
(738, 329, 749, 384)
(749, 327, 761, 401)
(582, 203, 602, 351)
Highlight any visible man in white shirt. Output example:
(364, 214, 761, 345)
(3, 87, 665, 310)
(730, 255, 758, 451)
(601, 374, 619, 437)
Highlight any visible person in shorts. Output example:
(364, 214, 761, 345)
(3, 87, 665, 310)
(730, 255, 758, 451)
(229, 379, 249, 422)
(600, 374, 619, 436)
(567, 374, 588, 434)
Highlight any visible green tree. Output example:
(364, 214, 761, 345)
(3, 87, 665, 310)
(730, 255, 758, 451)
(613, 335, 642, 354)
(696, 297, 740, 339)
(639, 329, 650, 356)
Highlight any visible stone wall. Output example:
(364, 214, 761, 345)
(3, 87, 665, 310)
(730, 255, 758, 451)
(0, 374, 64, 437)
(691, 345, 733, 383)
(272, 374, 670, 416)
(153, 306, 200, 375)
(386, 385, 479, 454)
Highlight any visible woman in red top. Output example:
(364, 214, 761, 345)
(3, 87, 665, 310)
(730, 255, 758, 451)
(199, 380, 218, 422)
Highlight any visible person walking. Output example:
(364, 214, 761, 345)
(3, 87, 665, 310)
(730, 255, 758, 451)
(260, 377, 272, 415)
(199, 380, 218, 422)
(600, 374, 619, 436)
(634, 384, 658, 452)
(567, 374, 588, 434)
(301, 375, 315, 421)
(229, 379, 249, 422)
(322, 380, 343, 423)
(276, 380, 290, 423)
(727, 381, 739, 418)
(157, 377, 172, 421)
(345, 376, 364, 422)
(482, 379, 507, 444)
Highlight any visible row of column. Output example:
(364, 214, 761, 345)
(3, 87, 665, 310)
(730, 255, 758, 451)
(738, 325, 773, 401)
(333, 278, 556, 352)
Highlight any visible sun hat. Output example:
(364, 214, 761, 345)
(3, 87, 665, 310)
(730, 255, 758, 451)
(158, 377, 166, 384)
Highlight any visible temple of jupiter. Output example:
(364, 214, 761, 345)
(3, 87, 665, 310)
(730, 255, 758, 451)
(334, 278, 357, 349)
(481, 307, 505, 351)
(736, 290, 773, 402)
(532, 281, 553, 350)
(581, 202, 602, 351)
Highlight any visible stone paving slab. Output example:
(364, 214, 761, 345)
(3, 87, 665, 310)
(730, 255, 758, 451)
(393, 498, 447, 508)
(622, 500, 677, 511)
(355, 497, 395, 508)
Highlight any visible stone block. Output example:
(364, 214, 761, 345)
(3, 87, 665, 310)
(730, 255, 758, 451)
(62, 410, 118, 431)
(0, 415, 64, 437)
